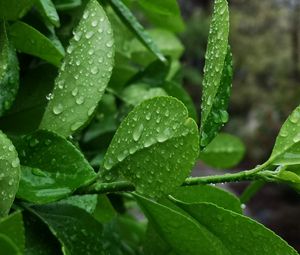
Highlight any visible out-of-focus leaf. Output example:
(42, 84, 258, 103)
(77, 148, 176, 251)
(0, 0, 35, 20)
(0, 21, 19, 117)
(0, 234, 20, 255)
(40, 0, 114, 137)
(0, 131, 20, 217)
(102, 96, 199, 197)
(52, 0, 82, 10)
(199, 133, 245, 169)
(9, 22, 64, 66)
(36, 0, 60, 27)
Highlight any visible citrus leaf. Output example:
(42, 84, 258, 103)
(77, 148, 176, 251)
(135, 194, 228, 255)
(36, 0, 60, 27)
(52, 0, 82, 10)
(108, 0, 167, 63)
(12, 130, 96, 204)
(39, 0, 114, 137)
(9, 22, 64, 67)
(0, 234, 20, 255)
(0, 0, 35, 20)
(0, 131, 20, 217)
(200, 0, 231, 148)
(0, 21, 19, 117)
(29, 203, 104, 254)
(270, 106, 300, 166)
(175, 201, 298, 255)
(0, 211, 24, 253)
(170, 185, 242, 214)
(199, 133, 245, 169)
(102, 96, 199, 197)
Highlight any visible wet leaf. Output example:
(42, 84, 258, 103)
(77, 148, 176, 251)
(12, 130, 95, 204)
(200, 0, 231, 148)
(9, 22, 64, 66)
(0, 131, 20, 217)
(40, 0, 114, 137)
(29, 203, 104, 254)
(0, 0, 35, 20)
(0, 211, 24, 253)
(199, 133, 245, 169)
(102, 96, 199, 197)
(109, 0, 166, 63)
(0, 21, 19, 117)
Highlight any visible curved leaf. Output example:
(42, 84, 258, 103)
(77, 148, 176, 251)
(0, 211, 24, 253)
(175, 201, 298, 255)
(0, 131, 20, 217)
(9, 22, 64, 66)
(199, 133, 245, 169)
(109, 0, 166, 63)
(40, 0, 115, 137)
(0, 21, 19, 117)
(29, 203, 104, 254)
(270, 106, 300, 165)
(12, 130, 95, 203)
(200, 0, 231, 148)
(0, 0, 35, 20)
(102, 96, 199, 197)
(36, 0, 60, 27)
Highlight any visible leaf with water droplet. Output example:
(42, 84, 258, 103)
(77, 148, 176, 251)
(0, 211, 24, 253)
(0, 131, 20, 217)
(0, 21, 19, 117)
(199, 133, 245, 169)
(29, 203, 104, 254)
(11, 130, 96, 203)
(9, 21, 64, 66)
(0, 0, 35, 20)
(268, 106, 300, 167)
(35, 0, 60, 27)
(102, 96, 199, 197)
(200, 0, 231, 148)
(40, 0, 114, 137)
(108, 0, 167, 63)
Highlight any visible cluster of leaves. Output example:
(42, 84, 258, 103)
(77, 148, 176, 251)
(0, 0, 300, 254)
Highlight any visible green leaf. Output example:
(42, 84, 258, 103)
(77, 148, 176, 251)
(200, 0, 231, 148)
(9, 22, 64, 66)
(53, 0, 81, 10)
(36, 0, 60, 27)
(175, 201, 298, 255)
(12, 130, 95, 203)
(39, 0, 114, 137)
(270, 106, 300, 166)
(170, 185, 242, 214)
(0, 131, 20, 217)
(102, 96, 199, 197)
(0, 234, 20, 255)
(199, 133, 245, 169)
(0, 0, 35, 20)
(121, 83, 167, 106)
(109, 0, 167, 63)
(57, 194, 98, 214)
(136, 194, 298, 255)
(0, 21, 19, 117)
(23, 211, 62, 255)
(29, 203, 104, 254)
(0, 212, 24, 253)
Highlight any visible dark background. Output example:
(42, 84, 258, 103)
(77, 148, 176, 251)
(178, 0, 300, 251)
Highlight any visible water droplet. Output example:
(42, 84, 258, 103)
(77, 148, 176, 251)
(76, 96, 85, 105)
(11, 158, 19, 168)
(71, 122, 83, 131)
(91, 66, 98, 74)
(74, 31, 82, 41)
(91, 20, 98, 27)
(46, 93, 54, 101)
(53, 104, 64, 115)
(106, 41, 113, 48)
(133, 124, 144, 142)
(72, 88, 78, 96)
(83, 10, 90, 19)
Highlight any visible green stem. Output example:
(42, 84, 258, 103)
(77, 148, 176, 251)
(82, 166, 267, 194)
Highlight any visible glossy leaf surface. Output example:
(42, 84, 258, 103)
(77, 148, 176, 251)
(0, 21, 19, 117)
(0, 131, 20, 216)
(40, 0, 114, 137)
(13, 130, 95, 203)
(0, 0, 34, 20)
(200, 0, 231, 148)
(103, 96, 199, 197)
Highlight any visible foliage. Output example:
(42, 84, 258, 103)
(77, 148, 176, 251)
(0, 0, 299, 254)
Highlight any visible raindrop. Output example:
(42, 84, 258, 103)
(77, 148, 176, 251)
(133, 124, 144, 142)
(53, 104, 64, 115)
